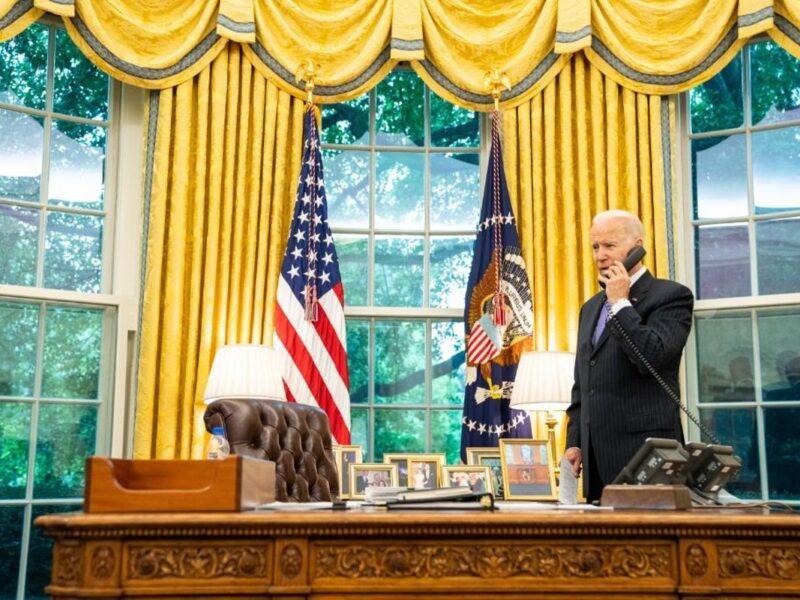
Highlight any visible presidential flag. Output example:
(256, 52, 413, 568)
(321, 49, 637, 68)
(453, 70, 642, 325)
(461, 111, 533, 461)
(274, 106, 351, 444)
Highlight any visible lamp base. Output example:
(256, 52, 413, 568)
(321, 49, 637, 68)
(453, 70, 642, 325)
(600, 484, 691, 510)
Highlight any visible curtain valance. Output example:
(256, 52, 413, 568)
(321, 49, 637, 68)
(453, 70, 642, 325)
(2, 0, 800, 106)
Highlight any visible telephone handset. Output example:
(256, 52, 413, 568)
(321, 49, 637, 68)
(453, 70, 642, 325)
(599, 245, 646, 288)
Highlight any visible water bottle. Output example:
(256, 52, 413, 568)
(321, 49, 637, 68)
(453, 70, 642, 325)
(206, 426, 230, 460)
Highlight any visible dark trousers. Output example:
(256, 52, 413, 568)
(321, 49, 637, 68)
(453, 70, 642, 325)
(586, 436, 605, 503)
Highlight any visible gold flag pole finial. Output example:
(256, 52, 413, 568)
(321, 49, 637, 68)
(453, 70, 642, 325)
(483, 69, 511, 112)
(296, 59, 316, 105)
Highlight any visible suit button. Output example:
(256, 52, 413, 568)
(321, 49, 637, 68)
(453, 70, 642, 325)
(590, 389, 595, 396)
(590, 360, 596, 367)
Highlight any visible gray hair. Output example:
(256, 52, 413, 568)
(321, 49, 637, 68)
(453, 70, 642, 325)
(592, 210, 645, 241)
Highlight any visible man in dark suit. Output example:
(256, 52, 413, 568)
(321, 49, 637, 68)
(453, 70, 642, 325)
(564, 210, 694, 502)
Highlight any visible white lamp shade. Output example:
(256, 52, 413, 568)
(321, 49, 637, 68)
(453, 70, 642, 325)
(203, 344, 286, 404)
(509, 351, 576, 412)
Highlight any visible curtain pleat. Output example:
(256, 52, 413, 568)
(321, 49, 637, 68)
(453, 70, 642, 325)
(504, 53, 672, 454)
(134, 45, 304, 459)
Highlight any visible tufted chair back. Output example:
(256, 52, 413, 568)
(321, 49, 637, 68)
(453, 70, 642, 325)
(203, 398, 339, 502)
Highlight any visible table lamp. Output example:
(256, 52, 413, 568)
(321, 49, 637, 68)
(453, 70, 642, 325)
(509, 351, 576, 476)
(203, 344, 286, 404)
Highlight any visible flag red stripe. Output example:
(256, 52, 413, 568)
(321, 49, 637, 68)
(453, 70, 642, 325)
(275, 303, 351, 444)
(309, 284, 349, 388)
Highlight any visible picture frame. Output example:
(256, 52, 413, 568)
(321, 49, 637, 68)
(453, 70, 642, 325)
(406, 454, 446, 490)
(334, 444, 362, 499)
(442, 465, 494, 496)
(348, 463, 399, 499)
(499, 439, 557, 500)
(466, 447, 504, 499)
(382, 453, 411, 488)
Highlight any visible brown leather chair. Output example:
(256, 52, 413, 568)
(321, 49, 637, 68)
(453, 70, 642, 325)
(204, 398, 339, 502)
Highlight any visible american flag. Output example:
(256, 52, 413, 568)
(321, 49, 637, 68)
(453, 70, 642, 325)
(274, 106, 351, 444)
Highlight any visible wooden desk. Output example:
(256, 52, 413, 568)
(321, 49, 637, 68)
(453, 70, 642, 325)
(36, 508, 800, 599)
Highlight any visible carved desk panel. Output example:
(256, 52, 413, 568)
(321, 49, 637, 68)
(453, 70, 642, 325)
(37, 508, 800, 599)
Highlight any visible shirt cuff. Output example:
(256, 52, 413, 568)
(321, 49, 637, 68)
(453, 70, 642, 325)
(609, 299, 632, 315)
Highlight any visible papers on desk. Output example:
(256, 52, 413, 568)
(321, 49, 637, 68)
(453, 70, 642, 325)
(558, 455, 579, 505)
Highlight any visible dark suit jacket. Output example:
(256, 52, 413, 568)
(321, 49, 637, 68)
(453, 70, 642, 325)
(565, 271, 694, 495)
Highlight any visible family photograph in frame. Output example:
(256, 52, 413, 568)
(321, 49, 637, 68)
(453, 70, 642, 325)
(349, 463, 399, 499)
(466, 447, 504, 499)
(498, 439, 557, 500)
(442, 465, 493, 495)
(335, 444, 362, 499)
(407, 454, 446, 490)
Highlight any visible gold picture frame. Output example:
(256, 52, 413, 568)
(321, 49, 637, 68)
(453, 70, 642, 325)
(334, 444, 362, 499)
(499, 439, 557, 500)
(406, 454, 446, 490)
(348, 463, 399, 500)
(466, 447, 504, 499)
(442, 465, 494, 496)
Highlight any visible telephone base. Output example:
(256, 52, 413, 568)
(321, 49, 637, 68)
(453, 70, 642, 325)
(600, 484, 691, 510)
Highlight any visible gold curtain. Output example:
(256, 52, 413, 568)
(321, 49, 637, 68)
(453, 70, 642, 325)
(134, 44, 305, 459)
(503, 53, 674, 452)
(3, 0, 800, 101)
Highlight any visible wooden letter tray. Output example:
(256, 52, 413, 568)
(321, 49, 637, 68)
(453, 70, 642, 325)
(85, 455, 275, 512)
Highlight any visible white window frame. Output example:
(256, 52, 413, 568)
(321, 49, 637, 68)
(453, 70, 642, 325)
(678, 39, 800, 503)
(325, 70, 487, 460)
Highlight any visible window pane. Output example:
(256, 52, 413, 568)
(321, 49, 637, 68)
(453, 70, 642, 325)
(25, 504, 78, 599)
(346, 319, 369, 404)
(374, 235, 423, 307)
(752, 127, 800, 214)
(336, 235, 368, 306)
(49, 120, 106, 210)
(764, 407, 800, 500)
(0, 402, 32, 499)
(430, 153, 480, 230)
(0, 301, 39, 397)
(0, 204, 39, 286)
(44, 210, 103, 292)
(431, 321, 465, 406)
(0, 109, 44, 203)
(374, 408, 425, 459)
(695, 311, 754, 403)
(0, 506, 24, 598)
(689, 54, 743, 134)
(321, 97, 370, 145)
(324, 149, 369, 228)
(431, 409, 462, 464)
(758, 309, 800, 400)
(350, 407, 369, 460)
(431, 96, 479, 148)
(695, 224, 751, 299)
(700, 407, 760, 499)
(53, 29, 109, 121)
(0, 23, 48, 110)
(756, 218, 800, 295)
(42, 306, 103, 400)
(375, 72, 423, 146)
(691, 135, 747, 219)
(375, 320, 425, 405)
(750, 40, 800, 127)
(34, 403, 97, 498)
(375, 152, 424, 229)
(429, 236, 472, 308)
